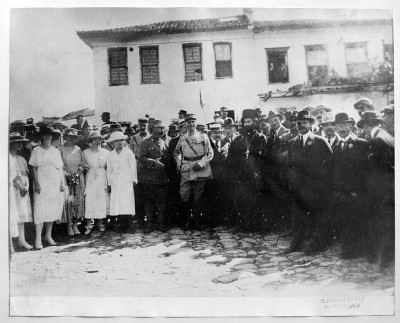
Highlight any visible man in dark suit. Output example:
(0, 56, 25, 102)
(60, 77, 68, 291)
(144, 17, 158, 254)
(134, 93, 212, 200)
(357, 112, 394, 269)
(226, 109, 268, 231)
(330, 113, 369, 257)
(319, 112, 339, 148)
(263, 112, 289, 231)
(286, 110, 333, 253)
(204, 123, 228, 227)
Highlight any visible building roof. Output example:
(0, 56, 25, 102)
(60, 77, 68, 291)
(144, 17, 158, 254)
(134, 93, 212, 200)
(77, 15, 392, 47)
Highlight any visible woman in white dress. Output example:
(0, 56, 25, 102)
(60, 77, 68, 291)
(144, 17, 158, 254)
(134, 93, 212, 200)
(9, 132, 33, 250)
(9, 153, 19, 254)
(29, 125, 65, 249)
(106, 131, 137, 233)
(83, 131, 110, 234)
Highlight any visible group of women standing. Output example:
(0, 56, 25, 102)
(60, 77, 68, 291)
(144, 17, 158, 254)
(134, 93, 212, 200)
(9, 124, 136, 253)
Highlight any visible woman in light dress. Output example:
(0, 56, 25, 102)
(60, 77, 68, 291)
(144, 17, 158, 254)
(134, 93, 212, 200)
(9, 152, 19, 254)
(9, 132, 33, 250)
(58, 128, 85, 236)
(83, 131, 110, 234)
(106, 131, 137, 233)
(29, 125, 65, 249)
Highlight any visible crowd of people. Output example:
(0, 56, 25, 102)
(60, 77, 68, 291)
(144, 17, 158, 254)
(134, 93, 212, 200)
(9, 99, 394, 269)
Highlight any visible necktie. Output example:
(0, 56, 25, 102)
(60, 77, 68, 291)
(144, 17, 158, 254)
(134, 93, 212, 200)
(216, 141, 219, 151)
(299, 135, 303, 148)
(270, 130, 276, 142)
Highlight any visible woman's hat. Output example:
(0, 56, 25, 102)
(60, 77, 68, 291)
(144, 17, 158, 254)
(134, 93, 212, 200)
(64, 128, 79, 137)
(106, 131, 127, 143)
(9, 132, 29, 143)
(38, 124, 54, 136)
(87, 131, 105, 141)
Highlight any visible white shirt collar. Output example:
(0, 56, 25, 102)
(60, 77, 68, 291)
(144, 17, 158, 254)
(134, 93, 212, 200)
(301, 131, 311, 144)
(338, 133, 352, 142)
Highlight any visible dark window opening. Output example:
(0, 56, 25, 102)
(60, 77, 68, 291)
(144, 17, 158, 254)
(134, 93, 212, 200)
(214, 43, 232, 78)
(183, 44, 203, 82)
(108, 47, 128, 86)
(267, 49, 289, 83)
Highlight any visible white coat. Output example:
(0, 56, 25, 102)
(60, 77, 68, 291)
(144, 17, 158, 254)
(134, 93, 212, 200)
(107, 147, 137, 216)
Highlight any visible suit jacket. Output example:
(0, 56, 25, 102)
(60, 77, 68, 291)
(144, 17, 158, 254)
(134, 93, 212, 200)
(267, 126, 289, 163)
(288, 132, 333, 210)
(366, 127, 394, 203)
(332, 133, 368, 195)
(209, 138, 226, 181)
(221, 134, 237, 147)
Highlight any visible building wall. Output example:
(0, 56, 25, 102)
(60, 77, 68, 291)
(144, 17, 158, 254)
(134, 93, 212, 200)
(91, 24, 393, 124)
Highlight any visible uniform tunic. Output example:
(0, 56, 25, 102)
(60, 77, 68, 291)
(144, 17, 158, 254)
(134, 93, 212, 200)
(29, 146, 64, 224)
(84, 148, 110, 219)
(107, 147, 137, 215)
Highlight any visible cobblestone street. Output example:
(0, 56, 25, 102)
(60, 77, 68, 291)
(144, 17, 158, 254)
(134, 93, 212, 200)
(10, 227, 394, 297)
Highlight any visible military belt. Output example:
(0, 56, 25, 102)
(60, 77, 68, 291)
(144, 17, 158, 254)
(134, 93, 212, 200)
(183, 154, 204, 161)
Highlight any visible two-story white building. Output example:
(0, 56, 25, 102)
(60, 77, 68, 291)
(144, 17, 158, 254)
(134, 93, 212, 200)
(77, 10, 393, 123)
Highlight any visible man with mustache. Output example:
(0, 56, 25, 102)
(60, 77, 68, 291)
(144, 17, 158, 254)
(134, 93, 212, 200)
(286, 110, 333, 253)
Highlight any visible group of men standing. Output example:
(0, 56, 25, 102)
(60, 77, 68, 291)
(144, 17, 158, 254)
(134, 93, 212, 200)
(125, 99, 394, 269)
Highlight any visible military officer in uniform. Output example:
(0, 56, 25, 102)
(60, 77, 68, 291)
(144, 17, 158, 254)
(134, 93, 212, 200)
(138, 121, 169, 232)
(174, 114, 214, 230)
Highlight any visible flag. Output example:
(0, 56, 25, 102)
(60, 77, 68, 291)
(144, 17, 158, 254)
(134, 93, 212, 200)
(199, 90, 204, 109)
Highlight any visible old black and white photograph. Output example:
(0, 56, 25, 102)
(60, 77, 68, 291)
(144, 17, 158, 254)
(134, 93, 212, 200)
(5, 0, 398, 319)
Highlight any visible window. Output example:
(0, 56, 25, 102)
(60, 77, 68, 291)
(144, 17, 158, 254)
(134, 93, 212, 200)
(345, 42, 369, 77)
(140, 46, 160, 84)
(183, 43, 203, 82)
(305, 45, 329, 84)
(214, 42, 232, 78)
(108, 47, 128, 86)
(266, 48, 289, 83)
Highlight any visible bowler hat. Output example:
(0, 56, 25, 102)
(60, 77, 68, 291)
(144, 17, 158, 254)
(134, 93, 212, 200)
(9, 132, 29, 143)
(334, 113, 353, 124)
(138, 118, 148, 124)
(178, 109, 187, 115)
(101, 112, 110, 117)
(107, 131, 127, 143)
(26, 118, 34, 124)
(242, 109, 258, 120)
(168, 124, 179, 131)
(296, 110, 315, 123)
(320, 112, 335, 125)
(356, 111, 381, 128)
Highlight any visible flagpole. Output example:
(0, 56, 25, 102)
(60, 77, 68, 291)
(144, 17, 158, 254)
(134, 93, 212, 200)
(200, 89, 207, 125)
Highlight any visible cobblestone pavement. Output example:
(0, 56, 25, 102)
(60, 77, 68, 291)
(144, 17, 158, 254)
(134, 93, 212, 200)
(10, 227, 394, 297)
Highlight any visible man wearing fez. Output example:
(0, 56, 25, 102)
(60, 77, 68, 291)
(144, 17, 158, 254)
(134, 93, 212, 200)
(286, 110, 333, 253)
(101, 112, 112, 126)
(138, 121, 169, 232)
(331, 112, 369, 258)
(264, 112, 289, 231)
(130, 118, 150, 159)
(226, 109, 268, 231)
(71, 114, 85, 135)
(357, 112, 394, 269)
(204, 123, 229, 227)
(174, 114, 213, 230)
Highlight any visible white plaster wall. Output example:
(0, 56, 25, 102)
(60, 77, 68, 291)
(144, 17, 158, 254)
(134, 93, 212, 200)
(91, 24, 392, 125)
